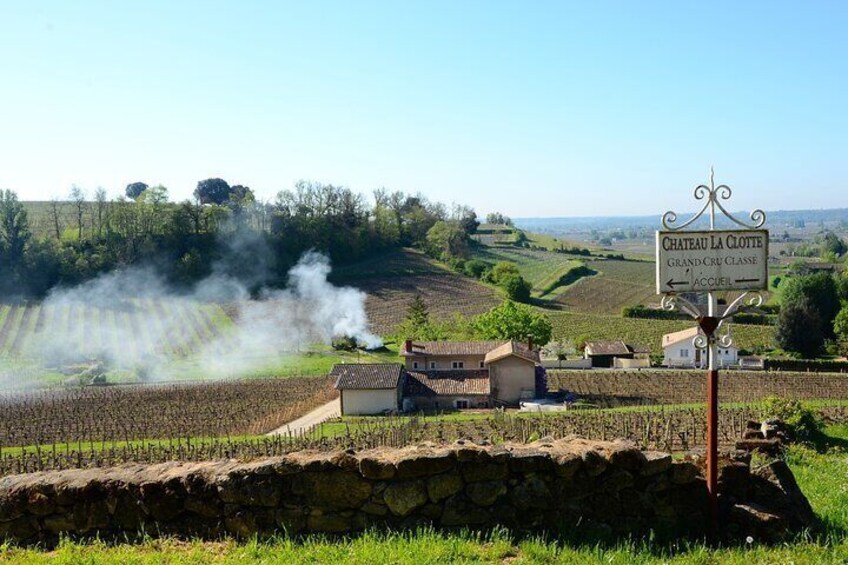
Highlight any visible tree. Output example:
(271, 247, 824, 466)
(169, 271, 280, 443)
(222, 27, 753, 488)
(94, 187, 108, 237)
(485, 212, 512, 226)
(822, 232, 847, 257)
(776, 296, 825, 358)
(781, 272, 841, 338)
(405, 295, 430, 327)
(125, 182, 149, 199)
(48, 198, 64, 241)
(425, 221, 468, 259)
(473, 300, 552, 347)
(500, 273, 532, 303)
(834, 305, 848, 342)
(0, 190, 31, 267)
(489, 261, 519, 284)
(194, 178, 231, 205)
(69, 185, 87, 241)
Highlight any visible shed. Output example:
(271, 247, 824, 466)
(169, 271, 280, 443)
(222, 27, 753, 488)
(332, 363, 404, 416)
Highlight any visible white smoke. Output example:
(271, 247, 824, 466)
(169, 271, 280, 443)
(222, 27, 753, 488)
(26, 251, 382, 382)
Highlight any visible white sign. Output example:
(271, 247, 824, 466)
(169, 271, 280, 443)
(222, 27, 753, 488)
(656, 229, 769, 293)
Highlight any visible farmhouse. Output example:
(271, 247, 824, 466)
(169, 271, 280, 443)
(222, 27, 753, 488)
(583, 340, 651, 368)
(661, 327, 738, 368)
(332, 340, 540, 415)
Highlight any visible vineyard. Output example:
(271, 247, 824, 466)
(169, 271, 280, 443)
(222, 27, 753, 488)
(0, 300, 231, 361)
(545, 310, 775, 354)
(0, 376, 336, 448)
(332, 249, 501, 335)
(553, 258, 657, 314)
(547, 369, 848, 406)
(471, 246, 584, 296)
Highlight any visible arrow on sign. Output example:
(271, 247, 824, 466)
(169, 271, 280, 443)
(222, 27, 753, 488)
(734, 278, 760, 283)
(666, 279, 688, 289)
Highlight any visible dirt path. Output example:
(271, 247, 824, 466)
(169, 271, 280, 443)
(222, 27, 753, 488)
(266, 398, 341, 436)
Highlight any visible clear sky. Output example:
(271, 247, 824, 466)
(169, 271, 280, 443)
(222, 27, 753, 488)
(1, 1, 846, 217)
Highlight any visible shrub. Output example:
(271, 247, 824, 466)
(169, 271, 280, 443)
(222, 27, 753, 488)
(500, 273, 532, 303)
(760, 396, 821, 443)
(464, 259, 491, 279)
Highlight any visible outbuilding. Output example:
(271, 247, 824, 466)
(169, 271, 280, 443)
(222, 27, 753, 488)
(332, 363, 404, 416)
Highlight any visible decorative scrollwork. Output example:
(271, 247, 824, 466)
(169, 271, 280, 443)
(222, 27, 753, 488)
(717, 332, 734, 348)
(661, 168, 767, 231)
(693, 334, 709, 349)
(661, 293, 702, 319)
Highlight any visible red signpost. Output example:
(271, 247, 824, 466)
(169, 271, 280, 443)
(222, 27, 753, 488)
(656, 170, 768, 538)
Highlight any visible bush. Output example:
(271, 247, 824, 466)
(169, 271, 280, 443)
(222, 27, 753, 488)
(331, 336, 358, 351)
(761, 396, 822, 443)
(500, 273, 532, 303)
(464, 259, 491, 279)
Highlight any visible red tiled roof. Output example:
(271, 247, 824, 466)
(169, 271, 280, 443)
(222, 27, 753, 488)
(404, 370, 490, 397)
(585, 341, 632, 356)
(332, 363, 404, 390)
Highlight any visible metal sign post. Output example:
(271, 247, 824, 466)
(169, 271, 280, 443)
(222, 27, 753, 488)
(656, 170, 768, 538)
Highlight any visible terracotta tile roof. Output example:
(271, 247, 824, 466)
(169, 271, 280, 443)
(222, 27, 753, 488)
(401, 341, 505, 357)
(483, 341, 540, 364)
(629, 344, 652, 355)
(661, 327, 701, 348)
(332, 363, 404, 390)
(404, 370, 490, 397)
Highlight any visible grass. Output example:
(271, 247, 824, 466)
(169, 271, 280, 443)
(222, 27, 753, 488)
(3, 424, 847, 563)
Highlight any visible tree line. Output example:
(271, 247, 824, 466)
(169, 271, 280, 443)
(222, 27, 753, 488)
(0, 179, 486, 297)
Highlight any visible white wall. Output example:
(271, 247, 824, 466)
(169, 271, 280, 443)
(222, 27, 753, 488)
(341, 389, 397, 415)
(489, 356, 536, 403)
(663, 343, 737, 368)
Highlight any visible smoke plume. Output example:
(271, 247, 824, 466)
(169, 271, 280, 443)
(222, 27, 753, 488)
(24, 251, 382, 382)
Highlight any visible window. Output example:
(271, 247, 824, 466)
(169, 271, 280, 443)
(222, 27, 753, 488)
(452, 361, 464, 369)
(430, 362, 436, 369)
(455, 399, 469, 409)
(680, 349, 689, 358)
(479, 361, 485, 368)
(412, 362, 418, 369)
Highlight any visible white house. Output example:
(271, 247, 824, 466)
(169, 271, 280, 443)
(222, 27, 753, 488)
(662, 327, 738, 368)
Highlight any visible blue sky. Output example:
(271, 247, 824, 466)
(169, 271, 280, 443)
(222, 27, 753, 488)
(1, 1, 846, 217)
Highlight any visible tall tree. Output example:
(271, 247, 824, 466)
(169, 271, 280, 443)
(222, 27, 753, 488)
(94, 187, 108, 237)
(776, 296, 825, 358)
(125, 182, 149, 199)
(48, 198, 64, 241)
(69, 185, 87, 241)
(0, 190, 31, 267)
(473, 300, 552, 347)
(194, 178, 231, 205)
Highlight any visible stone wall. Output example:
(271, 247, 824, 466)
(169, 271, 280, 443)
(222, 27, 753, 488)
(0, 438, 815, 545)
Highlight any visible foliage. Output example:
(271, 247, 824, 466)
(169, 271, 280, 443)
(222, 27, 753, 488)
(622, 305, 682, 320)
(488, 261, 520, 284)
(776, 296, 825, 358)
(484, 212, 512, 226)
(472, 300, 552, 346)
(822, 231, 847, 257)
(761, 396, 822, 443)
(0, 189, 32, 294)
(538, 264, 596, 296)
(125, 182, 149, 199)
(331, 336, 359, 351)
(194, 178, 232, 205)
(834, 305, 848, 342)
(425, 221, 469, 260)
(405, 295, 430, 328)
(463, 259, 491, 279)
(499, 273, 532, 302)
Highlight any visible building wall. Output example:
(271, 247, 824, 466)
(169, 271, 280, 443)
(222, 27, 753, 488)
(341, 388, 398, 415)
(663, 343, 738, 368)
(406, 394, 490, 411)
(404, 354, 487, 371)
(613, 358, 651, 369)
(489, 356, 536, 404)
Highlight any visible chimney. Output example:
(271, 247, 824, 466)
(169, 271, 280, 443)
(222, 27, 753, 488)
(404, 339, 413, 353)
(527, 335, 533, 350)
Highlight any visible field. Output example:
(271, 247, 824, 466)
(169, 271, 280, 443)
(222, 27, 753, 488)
(545, 310, 774, 354)
(332, 249, 502, 335)
(470, 246, 585, 297)
(553, 258, 657, 313)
